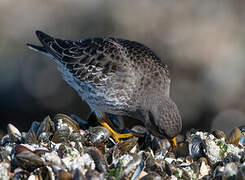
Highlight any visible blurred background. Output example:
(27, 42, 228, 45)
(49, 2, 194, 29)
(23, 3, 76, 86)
(0, 0, 244, 136)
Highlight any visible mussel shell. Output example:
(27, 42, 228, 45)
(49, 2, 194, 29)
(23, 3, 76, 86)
(13, 170, 30, 180)
(7, 124, 22, 143)
(54, 114, 79, 133)
(212, 130, 226, 140)
(151, 137, 171, 158)
(223, 162, 238, 178)
(85, 169, 103, 180)
(174, 142, 189, 158)
(0, 135, 12, 146)
(57, 169, 73, 180)
(227, 127, 241, 145)
(73, 141, 83, 153)
(15, 144, 33, 154)
(38, 132, 52, 143)
(238, 125, 245, 146)
(198, 157, 210, 178)
(69, 133, 85, 143)
(120, 153, 142, 178)
(73, 168, 86, 180)
(85, 126, 110, 144)
(36, 116, 55, 137)
(239, 125, 245, 132)
(118, 137, 138, 155)
(236, 163, 245, 180)
(106, 145, 120, 165)
(223, 153, 240, 164)
(151, 137, 162, 155)
(140, 172, 162, 180)
(188, 136, 206, 160)
(131, 160, 144, 180)
(210, 162, 224, 178)
(14, 151, 47, 171)
(144, 153, 158, 172)
(56, 144, 67, 159)
(52, 126, 70, 143)
(84, 147, 108, 173)
(190, 162, 200, 177)
(25, 121, 40, 144)
(239, 137, 245, 146)
(186, 129, 198, 138)
(132, 126, 151, 150)
(0, 149, 11, 163)
(35, 166, 55, 180)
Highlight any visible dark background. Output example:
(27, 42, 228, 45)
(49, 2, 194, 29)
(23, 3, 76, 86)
(0, 0, 245, 136)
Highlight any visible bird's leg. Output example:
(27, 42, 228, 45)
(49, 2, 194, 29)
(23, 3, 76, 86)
(168, 137, 177, 147)
(97, 114, 144, 143)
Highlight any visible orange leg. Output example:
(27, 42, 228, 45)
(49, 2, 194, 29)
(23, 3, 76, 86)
(97, 116, 143, 143)
(168, 137, 177, 147)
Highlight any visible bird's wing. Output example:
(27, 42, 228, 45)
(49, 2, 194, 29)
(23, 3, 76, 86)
(27, 31, 131, 85)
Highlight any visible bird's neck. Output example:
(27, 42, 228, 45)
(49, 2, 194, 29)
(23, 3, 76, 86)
(141, 91, 168, 110)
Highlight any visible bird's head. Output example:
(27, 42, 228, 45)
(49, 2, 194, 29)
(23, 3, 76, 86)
(142, 95, 182, 139)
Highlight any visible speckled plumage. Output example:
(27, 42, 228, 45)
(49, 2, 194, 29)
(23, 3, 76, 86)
(27, 31, 182, 138)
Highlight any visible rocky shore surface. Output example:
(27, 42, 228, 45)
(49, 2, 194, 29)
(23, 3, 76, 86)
(0, 114, 244, 179)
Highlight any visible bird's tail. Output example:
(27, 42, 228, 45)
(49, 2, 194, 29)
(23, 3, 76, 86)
(27, 43, 48, 54)
(27, 31, 76, 62)
(27, 30, 54, 57)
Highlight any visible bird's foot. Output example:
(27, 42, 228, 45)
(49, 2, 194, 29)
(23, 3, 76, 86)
(112, 131, 144, 143)
(168, 137, 177, 147)
(97, 118, 143, 143)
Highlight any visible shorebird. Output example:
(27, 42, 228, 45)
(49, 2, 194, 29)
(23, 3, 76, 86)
(27, 31, 182, 145)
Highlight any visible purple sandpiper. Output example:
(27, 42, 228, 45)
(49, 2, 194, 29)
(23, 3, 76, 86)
(27, 31, 182, 144)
